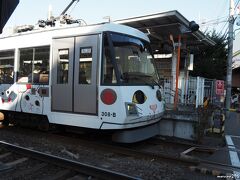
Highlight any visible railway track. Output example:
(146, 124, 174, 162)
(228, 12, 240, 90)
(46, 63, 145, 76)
(57, 134, 239, 175)
(0, 126, 237, 179)
(0, 141, 140, 180)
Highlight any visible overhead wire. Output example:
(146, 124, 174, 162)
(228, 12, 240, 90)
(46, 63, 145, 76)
(217, 0, 240, 40)
(199, 17, 228, 35)
(69, 0, 80, 15)
(222, 25, 229, 39)
(202, 16, 228, 23)
(200, 0, 239, 55)
(198, 1, 229, 33)
(235, 0, 240, 9)
(200, 19, 228, 27)
(217, 19, 228, 37)
(200, 16, 228, 25)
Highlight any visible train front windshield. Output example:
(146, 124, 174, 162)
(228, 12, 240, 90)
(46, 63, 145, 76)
(102, 32, 159, 85)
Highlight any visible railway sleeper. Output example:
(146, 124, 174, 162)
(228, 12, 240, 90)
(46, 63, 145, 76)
(2, 163, 48, 179)
(0, 162, 12, 173)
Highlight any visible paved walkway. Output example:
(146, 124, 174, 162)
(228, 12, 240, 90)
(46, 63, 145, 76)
(202, 112, 240, 179)
(224, 112, 240, 180)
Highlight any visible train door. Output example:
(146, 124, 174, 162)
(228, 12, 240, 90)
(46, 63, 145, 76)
(52, 37, 74, 112)
(74, 35, 98, 114)
(52, 35, 99, 115)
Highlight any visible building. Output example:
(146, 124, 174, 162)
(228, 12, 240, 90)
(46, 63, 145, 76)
(233, 31, 240, 68)
(232, 66, 240, 93)
(233, 31, 240, 93)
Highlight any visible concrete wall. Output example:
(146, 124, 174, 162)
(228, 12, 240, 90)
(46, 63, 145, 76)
(159, 109, 199, 140)
(159, 119, 196, 140)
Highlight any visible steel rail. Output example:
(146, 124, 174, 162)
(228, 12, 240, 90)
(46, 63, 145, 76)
(66, 138, 240, 172)
(114, 145, 240, 172)
(152, 137, 219, 151)
(56, 137, 200, 164)
(0, 141, 140, 180)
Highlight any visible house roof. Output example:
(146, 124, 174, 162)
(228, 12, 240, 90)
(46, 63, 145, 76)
(115, 10, 215, 54)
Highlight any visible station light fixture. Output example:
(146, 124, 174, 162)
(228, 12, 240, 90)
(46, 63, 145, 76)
(189, 21, 199, 33)
(179, 21, 200, 34)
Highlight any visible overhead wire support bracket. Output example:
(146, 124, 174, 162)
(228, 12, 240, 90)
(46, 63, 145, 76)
(60, 0, 79, 16)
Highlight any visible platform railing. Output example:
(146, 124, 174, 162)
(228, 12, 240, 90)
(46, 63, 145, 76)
(161, 76, 215, 109)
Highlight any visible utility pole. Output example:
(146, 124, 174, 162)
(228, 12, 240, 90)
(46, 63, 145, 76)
(226, 0, 234, 115)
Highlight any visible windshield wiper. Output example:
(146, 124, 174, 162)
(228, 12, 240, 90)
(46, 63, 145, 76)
(151, 78, 161, 89)
(122, 73, 154, 89)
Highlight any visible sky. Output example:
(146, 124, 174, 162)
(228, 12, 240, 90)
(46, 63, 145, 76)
(4, 0, 239, 34)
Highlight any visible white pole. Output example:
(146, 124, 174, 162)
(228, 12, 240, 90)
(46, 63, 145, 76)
(48, 4, 53, 20)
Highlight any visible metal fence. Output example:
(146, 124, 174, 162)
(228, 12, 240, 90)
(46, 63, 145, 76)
(162, 76, 215, 108)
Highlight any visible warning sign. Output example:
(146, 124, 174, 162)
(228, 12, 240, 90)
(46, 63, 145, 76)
(215, 80, 224, 96)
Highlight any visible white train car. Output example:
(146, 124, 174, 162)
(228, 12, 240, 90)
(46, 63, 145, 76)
(0, 22, 165, 142)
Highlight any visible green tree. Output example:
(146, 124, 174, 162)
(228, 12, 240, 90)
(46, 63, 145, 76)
(190, 31, 227, 80)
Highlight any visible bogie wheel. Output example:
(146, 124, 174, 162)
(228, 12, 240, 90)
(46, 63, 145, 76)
(38, 117, 49, 131)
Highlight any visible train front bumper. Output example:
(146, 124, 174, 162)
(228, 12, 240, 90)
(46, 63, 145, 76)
(99, 112, 163, 130)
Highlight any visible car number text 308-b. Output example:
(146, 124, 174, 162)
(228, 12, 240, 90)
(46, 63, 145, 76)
(101, 112, 116, 117)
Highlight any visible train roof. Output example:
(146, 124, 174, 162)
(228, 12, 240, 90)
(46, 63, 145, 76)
(0, 22, 149, 45)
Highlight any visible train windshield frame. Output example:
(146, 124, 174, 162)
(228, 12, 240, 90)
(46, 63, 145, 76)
(102, 32, 159, 86)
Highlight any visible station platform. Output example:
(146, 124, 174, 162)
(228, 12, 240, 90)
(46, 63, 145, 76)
(196, 112, 240, 179)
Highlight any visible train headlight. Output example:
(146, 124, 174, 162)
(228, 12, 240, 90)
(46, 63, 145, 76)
(132, 90, 147, 104)
(125, 103, 138, 116)
(156, 90, 162, 102)
(100, 89, 117, 105)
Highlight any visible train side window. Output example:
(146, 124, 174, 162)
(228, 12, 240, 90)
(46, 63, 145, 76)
(18, 46, 50, 84)
(79, 47, 92, 84)
(0, 50, 14, 84)
(102, 34, 117, 84)
(102, 50, 117, 84)
(33, 46, 50, 84)
(57, 49, 69, 84)
(18, 49, 33, 83)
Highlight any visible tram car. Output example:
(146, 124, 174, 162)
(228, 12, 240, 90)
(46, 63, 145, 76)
(0, 19, 165, 142)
